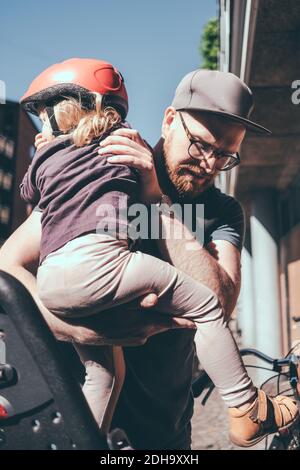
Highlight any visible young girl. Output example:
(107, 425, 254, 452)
(20, 58, 298, 446)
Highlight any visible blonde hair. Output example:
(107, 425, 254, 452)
(44, 92, 121, 147)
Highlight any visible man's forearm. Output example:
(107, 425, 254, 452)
(157, 214, 238, 316)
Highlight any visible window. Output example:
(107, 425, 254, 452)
(0, 205, 10, 225)
(0, 136, 15, 159)
(0, 135, 6, 154)
(2, 172, 12, 191)
(5, 140, 14, 159)
(0, 206, 10, 225)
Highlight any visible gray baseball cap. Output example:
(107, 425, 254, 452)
(172, 69, 271, 134)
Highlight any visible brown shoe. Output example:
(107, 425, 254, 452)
(229, 389, 299, 447)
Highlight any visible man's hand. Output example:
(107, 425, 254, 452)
(98, 128, 162, 203)
(62, 301, 196, 346)
(49, 292, 196, 346)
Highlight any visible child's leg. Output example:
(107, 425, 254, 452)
(114, 251, 299, 447)
(73, 344, 125, 434)
(113, 249, 256, 408)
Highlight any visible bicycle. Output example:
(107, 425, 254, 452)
(191, 346, 300, 450)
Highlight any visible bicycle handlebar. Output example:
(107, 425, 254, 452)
(192, 347, 300, 399)
(240, 348, 300, 368)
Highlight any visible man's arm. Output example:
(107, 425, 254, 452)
(0, 211, 87, 342)
(157, 216, 240, 319)
(207, 239, 241, 315)
(0, 211, 194, 346)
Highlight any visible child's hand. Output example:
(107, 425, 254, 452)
(35, 133, 49, 151)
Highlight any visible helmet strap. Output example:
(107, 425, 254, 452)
(45, 106, 64, 137)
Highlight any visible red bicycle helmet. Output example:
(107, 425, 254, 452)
(20, 58, 128, 120)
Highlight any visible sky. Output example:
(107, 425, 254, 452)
(1, 0, 217, 145)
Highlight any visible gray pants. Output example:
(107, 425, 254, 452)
(37, 233, 256, 428)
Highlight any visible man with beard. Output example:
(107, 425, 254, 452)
(0, 70, 271, 449)
(97, 69, 272, 449)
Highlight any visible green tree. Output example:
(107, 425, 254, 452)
(199, 18, 220, 70)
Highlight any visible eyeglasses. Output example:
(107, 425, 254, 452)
(179, 112, 240, 171)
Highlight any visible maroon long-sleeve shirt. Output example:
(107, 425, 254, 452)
(20, 135, 139, 264)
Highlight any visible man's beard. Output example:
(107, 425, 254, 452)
(162, 140, 214, 199)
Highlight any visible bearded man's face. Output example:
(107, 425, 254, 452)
(161, 109, 246, 199)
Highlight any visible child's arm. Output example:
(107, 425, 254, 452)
(19, 133, 49, 204)
(19, 160, 40, 205)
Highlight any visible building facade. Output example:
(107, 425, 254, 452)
(0, 101, 38, 245)
(219, 0, 300, 355)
